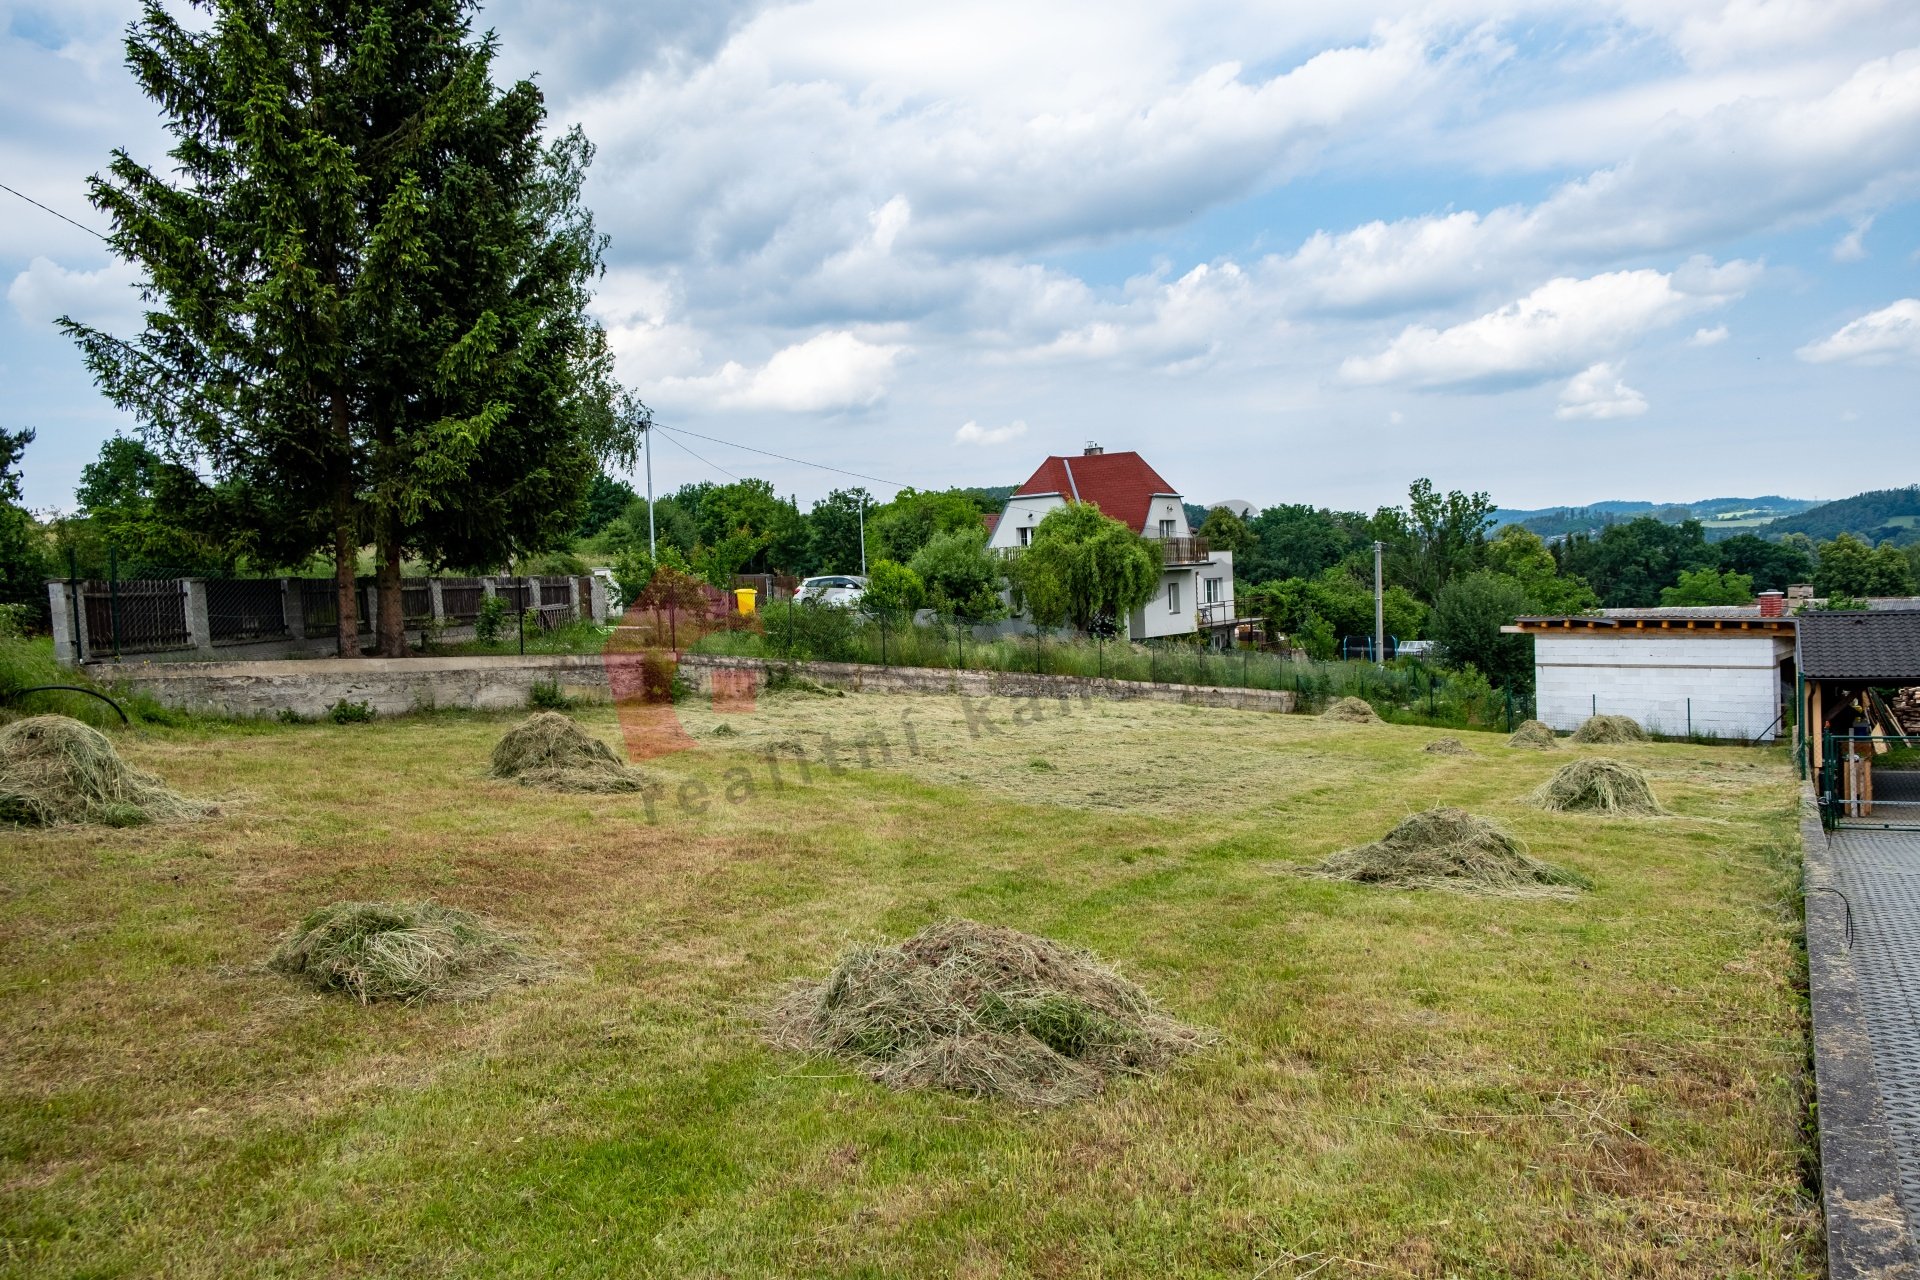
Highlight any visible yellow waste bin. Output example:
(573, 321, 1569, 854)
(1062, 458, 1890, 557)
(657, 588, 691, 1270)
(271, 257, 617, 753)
(733, 587, 758, 615)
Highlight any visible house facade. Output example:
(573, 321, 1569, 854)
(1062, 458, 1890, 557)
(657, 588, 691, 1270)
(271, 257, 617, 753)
(987, 445, 1238, 644)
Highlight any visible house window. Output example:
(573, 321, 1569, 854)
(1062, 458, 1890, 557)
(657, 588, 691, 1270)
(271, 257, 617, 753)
(1204, 576, 1222, 604)
(1017, 525, 1031, 547)
(1158, 518, 1177, 538)
(1168, 581, 1181, 614)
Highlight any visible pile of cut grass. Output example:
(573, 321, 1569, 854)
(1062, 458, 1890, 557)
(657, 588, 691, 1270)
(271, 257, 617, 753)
(763, 668, 846, 698)
(1423, 736, 1472, 756)
(1571, 714, 1649, 745)
(1320, 696, 1381, 724)
(0, 714, 209, 827)
(1506, 719, 1559, 749)
(489, 711, 644, 792)
(1300, 806, 1590, 898)
(1532, 757, 1664, 815)
(766, 919, 1213, 1107)
(267, 901, 550, 1004)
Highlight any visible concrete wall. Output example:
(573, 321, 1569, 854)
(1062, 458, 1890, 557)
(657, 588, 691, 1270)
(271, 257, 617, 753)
(677, 654, 1297, 714)
(102, 650, 1297, 718)
(105, 654, 615, 719)
(1534, 633, 1792, 739)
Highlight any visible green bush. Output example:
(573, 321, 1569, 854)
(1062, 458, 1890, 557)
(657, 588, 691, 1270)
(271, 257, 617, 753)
(475, 595, 509, 644)
(528, 679, 571, 711)
(328, 699, 376, 724)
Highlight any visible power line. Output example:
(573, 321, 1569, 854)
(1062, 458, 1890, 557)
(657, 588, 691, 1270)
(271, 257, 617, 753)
(654, 425, 740, 481)
(653, 424, 908, 491)
(0, 181, 107, 241)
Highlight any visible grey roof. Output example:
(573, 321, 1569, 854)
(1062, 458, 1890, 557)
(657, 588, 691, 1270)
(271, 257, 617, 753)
(1798, 609, 1920, 682)
(1599, 606, 1765, 619)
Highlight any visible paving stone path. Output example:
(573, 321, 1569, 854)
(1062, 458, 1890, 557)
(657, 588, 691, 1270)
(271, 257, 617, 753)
(1828, 826, 1920, 1231)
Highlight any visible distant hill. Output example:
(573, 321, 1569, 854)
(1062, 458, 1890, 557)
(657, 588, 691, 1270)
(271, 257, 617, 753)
(1490, 496, 1818, 539)
(1759, 486, 1920, 546)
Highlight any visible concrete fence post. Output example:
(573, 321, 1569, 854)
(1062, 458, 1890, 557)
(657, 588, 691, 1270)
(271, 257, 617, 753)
(47, 580, 81, 666)
(281, 579, 306, 641)
(589, 575, 609, 624)
(481, 576, 497, 601)
(567, 576, 583, 621)
(183, 579, 214, 656)
(527, 577, 543, 611)
(428, 578, 446, 626)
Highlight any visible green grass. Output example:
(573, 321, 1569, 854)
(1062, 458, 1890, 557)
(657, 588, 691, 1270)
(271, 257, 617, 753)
(0, 695, 1817, 1277)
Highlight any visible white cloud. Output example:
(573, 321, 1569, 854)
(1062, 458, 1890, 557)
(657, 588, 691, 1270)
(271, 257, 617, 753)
(1797, 298, 1920, 364)
(1556, 363, 1649, 420)
(654, 330, 907, 412)
(1688, 324, 1729, 346)
(7, 255, 144, 330)
(1340, 262, 1752, 391)
(1832, 215, 1874, 262)
(954, 419, 1028, 446)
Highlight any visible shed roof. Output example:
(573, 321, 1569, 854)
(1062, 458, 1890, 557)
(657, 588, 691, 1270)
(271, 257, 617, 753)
(1014, 451, 1178, 533)
(1798, 609, 1920, 682)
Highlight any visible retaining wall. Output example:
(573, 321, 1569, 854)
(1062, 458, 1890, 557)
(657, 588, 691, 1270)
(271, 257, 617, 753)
(99, 650, 1297, 718)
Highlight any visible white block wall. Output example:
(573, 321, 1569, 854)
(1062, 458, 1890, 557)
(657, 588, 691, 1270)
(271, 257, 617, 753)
(1533, 633, 1792, 740)
(1129, 567, 1198, 640)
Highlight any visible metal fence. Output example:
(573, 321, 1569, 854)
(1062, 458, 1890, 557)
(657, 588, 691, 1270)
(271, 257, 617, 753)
(80, 579, 191, 657)
(206, 578, 289, 645)
(1822, 733, 1920, 831)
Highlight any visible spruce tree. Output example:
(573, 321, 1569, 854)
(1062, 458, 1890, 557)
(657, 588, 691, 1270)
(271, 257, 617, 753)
(63, 0, 640, 655)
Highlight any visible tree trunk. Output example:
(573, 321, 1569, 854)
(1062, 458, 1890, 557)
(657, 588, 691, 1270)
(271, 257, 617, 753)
(331, 394, 360, 657)
(375, 515, 406, 657)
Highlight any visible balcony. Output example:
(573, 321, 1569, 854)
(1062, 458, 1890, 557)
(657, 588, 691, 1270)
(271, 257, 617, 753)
(1156, 536, 1211, 565)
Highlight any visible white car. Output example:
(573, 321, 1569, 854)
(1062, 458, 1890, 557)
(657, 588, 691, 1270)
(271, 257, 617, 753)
(796, 574, 867, 607)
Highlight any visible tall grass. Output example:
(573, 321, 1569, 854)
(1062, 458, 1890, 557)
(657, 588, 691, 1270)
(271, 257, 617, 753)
(0, 636, 211, 730)
(690, 618, 1526, 730)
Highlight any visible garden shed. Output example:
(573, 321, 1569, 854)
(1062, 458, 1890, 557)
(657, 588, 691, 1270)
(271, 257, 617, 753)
(1798, 608, 1920, 826)
(1506, 603, 1797, 741)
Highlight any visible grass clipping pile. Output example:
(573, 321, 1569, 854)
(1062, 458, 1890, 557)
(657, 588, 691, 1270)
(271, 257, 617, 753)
(1300, 807, 1590, 899)
(1424, 736, 1472, 756)
(1506, 719, 1559, 749)
(1571, 714, 1649, 744)
(0, 714, 209, 827)
(490, 711, 644, 792)
(1320, 696, 1381, 724)
(767, 920, 1213, 1107)
(1532, 757, 1664, 815)
(268, 901, 551, 1004)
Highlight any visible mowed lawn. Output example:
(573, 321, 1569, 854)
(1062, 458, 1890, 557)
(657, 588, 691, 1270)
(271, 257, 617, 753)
(0, 691, 1817, 1278)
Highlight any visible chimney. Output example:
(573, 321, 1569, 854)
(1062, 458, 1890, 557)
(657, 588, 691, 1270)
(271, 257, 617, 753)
(1083, 441, 1103, 455)
(1757, 590, 1785, 618)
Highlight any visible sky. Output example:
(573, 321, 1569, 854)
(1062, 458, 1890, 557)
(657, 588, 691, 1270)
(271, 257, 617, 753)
(3, 0, 1918, 516)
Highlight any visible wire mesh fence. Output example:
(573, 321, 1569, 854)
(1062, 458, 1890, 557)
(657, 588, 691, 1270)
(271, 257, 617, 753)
(206, 578, 289, 645)
(80, 579, 191, 657)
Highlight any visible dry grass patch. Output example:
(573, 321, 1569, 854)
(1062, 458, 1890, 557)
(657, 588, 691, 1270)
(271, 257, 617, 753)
(1532, 757, 1665, 816)
(1299, 806, 1592, 898)
(267, 900, 553, 1004)
(1507, 719, 1559, 749)
(0, 714, 211, 827)
(1572, 714, 1650, 745)
(766, 919, 1214, 1107)
(1320, 696, 1381, 723)
(489, 711, 645, 792)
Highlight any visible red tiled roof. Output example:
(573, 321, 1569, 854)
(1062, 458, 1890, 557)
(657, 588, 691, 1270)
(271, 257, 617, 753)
(1013, 451, 1178, 533)
(981, 512, 1001, 536)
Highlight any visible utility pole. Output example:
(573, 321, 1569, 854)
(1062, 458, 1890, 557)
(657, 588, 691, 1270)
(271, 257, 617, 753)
(643, 421, 656, 558)
(859, 492, 867, 577)
(1373, 540, 1385, 666)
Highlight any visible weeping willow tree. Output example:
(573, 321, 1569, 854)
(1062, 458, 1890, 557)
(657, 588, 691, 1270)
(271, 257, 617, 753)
(1015, 502, 1161, 635)
(63, 0, 642, 655)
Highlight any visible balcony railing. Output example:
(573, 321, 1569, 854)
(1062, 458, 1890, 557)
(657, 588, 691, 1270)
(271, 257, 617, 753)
(1157, 536, 1211, 564)
(1197, 600, 1235, 625)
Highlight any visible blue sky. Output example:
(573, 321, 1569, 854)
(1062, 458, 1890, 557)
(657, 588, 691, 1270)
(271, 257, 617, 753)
(3, 0, 1918, 515)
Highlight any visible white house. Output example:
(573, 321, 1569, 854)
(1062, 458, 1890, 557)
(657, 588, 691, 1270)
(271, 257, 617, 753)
(1506, 602, 1797, 740)
(987, 445, 1239, 644)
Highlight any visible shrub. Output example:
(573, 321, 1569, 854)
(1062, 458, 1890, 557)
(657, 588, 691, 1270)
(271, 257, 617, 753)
(475, 594, 509, 644)
(328, 699, 376, 724)
(528, 679, 572, 711)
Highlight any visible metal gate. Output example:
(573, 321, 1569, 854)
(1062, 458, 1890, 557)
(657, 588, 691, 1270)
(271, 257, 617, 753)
(1822, 733, 1920, 830)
